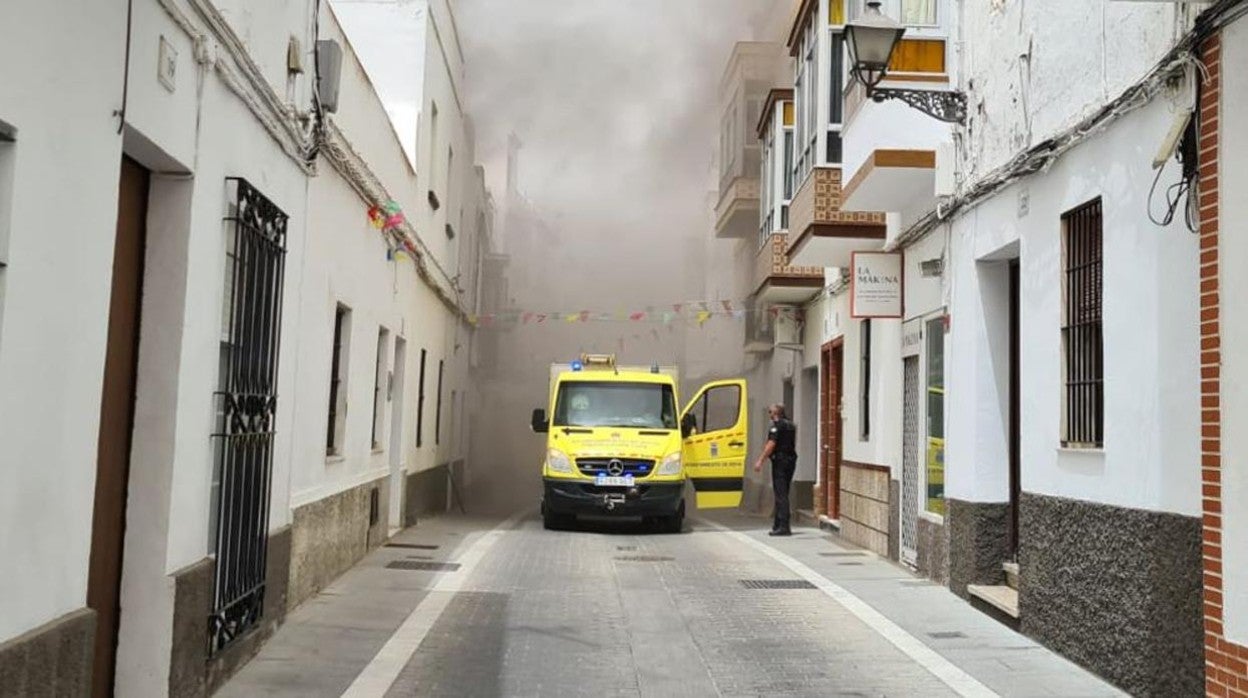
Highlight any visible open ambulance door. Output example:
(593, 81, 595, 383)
(680, 379, 748, 509)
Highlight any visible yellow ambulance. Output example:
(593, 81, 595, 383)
(530, 354, 748, 532)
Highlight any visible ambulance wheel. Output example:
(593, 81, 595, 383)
(542, 502, 571, 530)
(661, 502, 685, 534)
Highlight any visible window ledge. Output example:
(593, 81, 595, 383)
(372, 447, 385, 455)
(920, 511, 945, 525)
(880, 72, 951, 85)
(1057, 447, 1105, 456)
(326, 454, 345, 465)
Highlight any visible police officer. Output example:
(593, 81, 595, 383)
(753, 403, 797, 536)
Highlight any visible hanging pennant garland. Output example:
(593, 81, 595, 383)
(368, 200, 406, 233)
(464, 300, 804, 327)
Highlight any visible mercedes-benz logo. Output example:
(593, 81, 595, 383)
(607, 459, 625, 476)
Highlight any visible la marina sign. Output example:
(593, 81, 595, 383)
(850, 251, 903, 319)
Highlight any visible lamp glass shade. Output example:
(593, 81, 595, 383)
(845, 1, 906, 87)
(848, 24, 904, 67)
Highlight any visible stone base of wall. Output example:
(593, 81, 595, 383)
(916, 515, 949, 584)
(1018, 492, 1202, 697)
(0, 608, 95, 698)
(405, 464, 450, 526)
(948, 499, 1009, 598)
(839, 463, 892, 556)
(791, 479, 814, 511)
(289, 475, 389, 611)
(888, 480, 900, 561)
(168, 525, 291, 698)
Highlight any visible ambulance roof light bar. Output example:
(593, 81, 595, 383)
(579, 353, 617, 374)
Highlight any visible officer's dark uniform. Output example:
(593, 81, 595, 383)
(768, 417, 798, 533)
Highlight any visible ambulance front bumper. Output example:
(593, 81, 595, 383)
(542, 479, 684, 516)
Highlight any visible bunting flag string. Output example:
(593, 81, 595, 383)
(464, 299, 804, 329)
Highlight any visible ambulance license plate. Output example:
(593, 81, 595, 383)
(596, 475, 634, 487)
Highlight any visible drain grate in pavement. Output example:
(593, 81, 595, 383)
(819, 551, 869, 557)
(385, 560, 460, 572)
(617, 545, 638, 551)
(837, 562, 864, 566)
(740, 579, 817, 590)
(615, 555, 675, 562)
(406, 554, 433, 560)
(384, 542, 440, 550)
(928, 631, 967, 640)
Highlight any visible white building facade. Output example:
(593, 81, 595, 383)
(733, 0, 1219, 693)
(0, 0, 498, 695)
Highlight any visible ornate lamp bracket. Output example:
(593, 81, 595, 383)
(867, 86, 967, 125)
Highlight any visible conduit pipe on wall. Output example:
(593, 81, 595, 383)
(150, 0, 471, 315)
(321, 120, 467, 317)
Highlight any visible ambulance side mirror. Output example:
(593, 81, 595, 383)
(531, 408, 549, 433)
(681, 413, 696, 439)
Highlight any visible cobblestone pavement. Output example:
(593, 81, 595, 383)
(219, 511, 1125, 698)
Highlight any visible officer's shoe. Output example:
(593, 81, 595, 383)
(768, 529, 793, 537)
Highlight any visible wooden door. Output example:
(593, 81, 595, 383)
(821, 341, 844, 519)
(87, 157, 148, 697)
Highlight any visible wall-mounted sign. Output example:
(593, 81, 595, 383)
(850, 251, 903, 319)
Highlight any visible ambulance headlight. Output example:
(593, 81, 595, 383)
(546, 449, 574, 474)
(657, 452, 682, 476)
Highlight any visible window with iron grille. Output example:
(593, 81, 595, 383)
(417, 348, 427, 448)
(435, 359, 445, 445)
(372, 327, 389, 450)
(210, 178, 287, 653)
(1062, 198, 1104, 448)
(327, 304, 350, 455)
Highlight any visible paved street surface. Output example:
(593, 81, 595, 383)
(219, 512, 1124, 697)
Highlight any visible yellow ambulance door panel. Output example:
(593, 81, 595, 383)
(680, 380, 748, 509)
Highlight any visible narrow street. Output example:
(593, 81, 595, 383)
(7, 0, 1248, 695)
(220, 512, 1120, 698)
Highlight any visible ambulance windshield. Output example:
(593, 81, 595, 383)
(553, 382, 677, 429)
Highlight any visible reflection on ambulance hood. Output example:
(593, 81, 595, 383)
(548, 428, 676, 460)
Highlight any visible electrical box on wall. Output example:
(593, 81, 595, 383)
(315, 40, 343, 113)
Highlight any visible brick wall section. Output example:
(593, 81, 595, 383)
(1199, 31, 1248, 698)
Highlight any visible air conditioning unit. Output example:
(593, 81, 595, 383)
(774, 311, 802, 349)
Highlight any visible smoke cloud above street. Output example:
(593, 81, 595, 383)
(458, 0, 779, 308)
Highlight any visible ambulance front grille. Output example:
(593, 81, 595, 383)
(576, 458, 656, 477)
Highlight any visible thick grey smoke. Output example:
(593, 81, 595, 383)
(456, 0, 780, 512)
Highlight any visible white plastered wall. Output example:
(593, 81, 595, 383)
(113, 0, 318, 691)
(957, 0, 1184, 182)
(0, 0, 129, 645)
(947, 97, 1199, 516)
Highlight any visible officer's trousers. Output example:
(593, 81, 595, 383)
(771, 455, 797, 532)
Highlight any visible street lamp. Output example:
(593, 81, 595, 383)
(845, 1, 967, 124)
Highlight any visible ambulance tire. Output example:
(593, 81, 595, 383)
(542, 502, 572, 531)
(660, 502, 685, 534)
